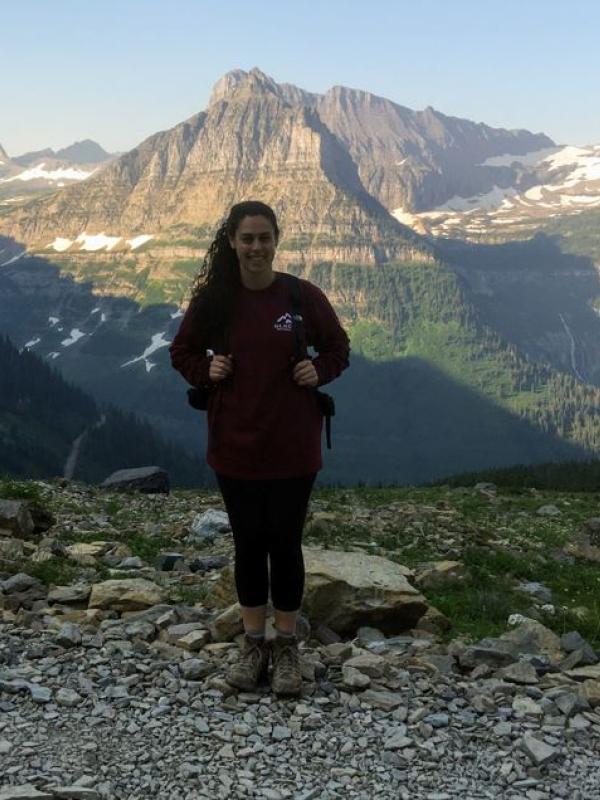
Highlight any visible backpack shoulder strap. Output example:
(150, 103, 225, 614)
(281, 273, 306, 362)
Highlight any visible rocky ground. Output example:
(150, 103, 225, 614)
(1, 477, 600, 800)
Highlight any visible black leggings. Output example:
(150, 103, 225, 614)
(215, 472, 317, 611)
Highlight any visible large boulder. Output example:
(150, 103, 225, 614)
(496, 620, 563, 660)
(0, 500, 35, 539)
(101, 466, 169, 494)
(207, 547, 428, 635)
(415, 560, 468, 590)
(301, 547, 427, 635)
(88, 578, 166, 611)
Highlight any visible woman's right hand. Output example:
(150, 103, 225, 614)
(209, 354, 234, 383)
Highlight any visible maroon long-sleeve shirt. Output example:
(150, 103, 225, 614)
(169, 272, 350, 479)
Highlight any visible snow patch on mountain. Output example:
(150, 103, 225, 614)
(121, 332, 170, 373)
(397, 143, 600, 239)
(480, 147, 560, 168)
(436, 185, 518, 213)
(47, 233, 155, 253)
(61, 329, 86, 347)
(127, 235, 154, 250)
(49, 238, 75, 252)
(76, 233, 122, 252)
(0, 163, 95, 184)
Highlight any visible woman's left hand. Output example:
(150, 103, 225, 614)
(293, 359, 319, 387)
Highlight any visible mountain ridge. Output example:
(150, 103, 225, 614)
(0, 67, 555, 267)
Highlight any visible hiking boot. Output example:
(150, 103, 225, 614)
(270, 633, 302, 697)
(226, 633, 270, 691)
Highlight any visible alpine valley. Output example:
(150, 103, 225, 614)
(2, 67, 600, 485)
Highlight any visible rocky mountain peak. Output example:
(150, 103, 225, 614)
(0, 142, 8, 160)
(55, 139, 112, 164)
(208, 67, 282, 107)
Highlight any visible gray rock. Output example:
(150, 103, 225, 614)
(497, 660, 539, 684)
(342, 664, 370, 688)
(1, 573, 41, 594)
(458, 644, 515, 669)
(124, 620, 156, 641)
(189, 509, 231, 540)
(520, 733, 559, 765)
(189, 554, 229, 572)
(157, 552, 187, 571)
(0, 500, 35, 539)
(116, 556, 145, 569)
(47, 584, 91, 605)
(101, 466, 169, 494)
(179, 658, 214, 680)
(55, 622, 83, 648)
(357, 626, 386, 645)
(56, 687, 82, 707)
(537, 504, 561, 516)
(516, 581, 553, 603)
(0, 786, 54, 799)
(561, 630, 588, 651)
(361, 689, 405, 711)
(474, 482, 497, 494)
(424, 712, 449, 728)
(343, 652, 385, 678)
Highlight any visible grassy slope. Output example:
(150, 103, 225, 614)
(3, 476, 598, 649)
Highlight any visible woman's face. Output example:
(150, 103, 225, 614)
(228, 215, 278, 281)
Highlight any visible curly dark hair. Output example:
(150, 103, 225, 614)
(188, 200, 280, 347)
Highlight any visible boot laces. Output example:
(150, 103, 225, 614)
(274, 639, 299, 675)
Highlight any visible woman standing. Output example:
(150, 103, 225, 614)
(169, 200, 350, 696)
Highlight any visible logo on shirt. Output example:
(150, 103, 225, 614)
(274, 312, 293, 332)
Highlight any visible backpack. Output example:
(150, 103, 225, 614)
(187, 273, 336, 448)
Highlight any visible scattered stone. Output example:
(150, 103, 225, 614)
(516, 581, 553, 603)
(88, 578, 166, 611)
(415, 560, 468, 590)
(497, 660, 539, 684)
(536, 504, 561, 516)
(579, 679, 600, 707)
(47, 584, 91, 605)
(361, 689, 405, 711)
(157, 552, 187, 571)
(55, 687, 82, 707)
(101, 466, 169, 494)
(0, 500, 35, 539)
(1, 573, 41, 594)
(116, 556, 145, 569)
(0, 786, 54, 800)
(343, 651, 385, 678)
(55, 621, 83, 647)
(520, 733, 559, 766)
(209, 603, 244, 642)
(342, 664, 371, 688)
(188, 554, 229, 572)
(189, 509, 231, 541)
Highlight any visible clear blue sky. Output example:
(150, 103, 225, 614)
(3, 0, 599, 156)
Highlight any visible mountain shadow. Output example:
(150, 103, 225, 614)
(324, 353, 591, 485)
(0, 241, 597, 487)
(436, 232, 600, 386)
(0, 333, 205, 486)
